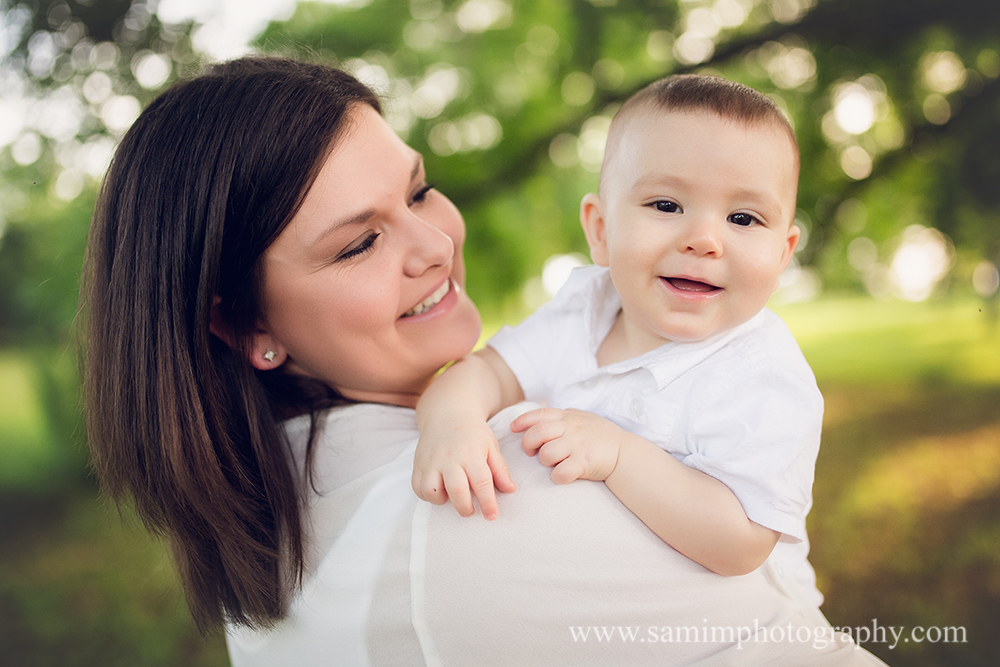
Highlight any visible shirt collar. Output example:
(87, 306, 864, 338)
(580, 267, 768, 391)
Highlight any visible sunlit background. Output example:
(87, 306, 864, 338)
(1, 1, 998, 665)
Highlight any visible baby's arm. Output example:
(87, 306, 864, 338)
(513, 408, 779, 576)
(413, 347, 524, 520)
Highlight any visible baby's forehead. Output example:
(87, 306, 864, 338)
(601, 107, 798, 193)
(609, 104, 793, 154)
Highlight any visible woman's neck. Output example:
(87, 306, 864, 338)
(336, 387, 423, 409)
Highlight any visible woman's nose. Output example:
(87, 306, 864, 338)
(679, 216, 724, 257)
(402, 212, 455, 277)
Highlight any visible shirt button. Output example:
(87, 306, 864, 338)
(581, 378, 597, 390)
(630, 397, 644, 417)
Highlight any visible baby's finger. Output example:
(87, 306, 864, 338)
(463, 454, 499, 516)
(487, 448, 517, 495)
(520, 418, 567, 456)
(468, 463, 500, 521)
(550, 456, 584, 485)
(414, 470, 449, 505)
(510, 407, 565, 433)
(536, 440, 571, 468)
(442, 467, 476, 518)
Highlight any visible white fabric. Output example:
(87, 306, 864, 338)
(226, 402, 887, 666)
(489, 265, 824, 605)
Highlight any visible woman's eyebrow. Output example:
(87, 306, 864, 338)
(308, 208, 375, 249)
(410, 153, 424, 183)
(307, 154, 424, 250)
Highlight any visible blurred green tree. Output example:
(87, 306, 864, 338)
(250, 0, 1000, 312)
(0, 0, 998, 421)
(2, 0, 999, 328)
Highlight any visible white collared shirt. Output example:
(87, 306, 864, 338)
(489, 265, 824, 605)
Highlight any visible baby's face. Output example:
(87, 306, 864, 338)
(591, 109, 800, 348)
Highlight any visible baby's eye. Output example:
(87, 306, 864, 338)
(728, 212, 761, 227)
(652, 200, 680, 214)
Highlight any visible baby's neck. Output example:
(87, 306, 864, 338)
(596, 311, 666, 366)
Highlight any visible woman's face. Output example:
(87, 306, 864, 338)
(254, 105, 481, 408)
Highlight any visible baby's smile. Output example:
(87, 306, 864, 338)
(661, 276, 722, 294)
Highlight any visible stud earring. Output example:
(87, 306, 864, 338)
(263, 350, 276, 362)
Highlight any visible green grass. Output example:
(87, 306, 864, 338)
(0, 353, 60, 488)
(773, 295, 1000, 666)
(774, 295, 1000, 385)
(1, 294, 998, 666)
(0, 490, 230, 667)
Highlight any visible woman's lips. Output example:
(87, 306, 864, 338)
(401, 279, 453, 318)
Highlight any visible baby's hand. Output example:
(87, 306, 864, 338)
(412, 414, 516, 521)
(511, 408, 624, 484)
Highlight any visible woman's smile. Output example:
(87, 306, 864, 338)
(401, 278, 455, 319)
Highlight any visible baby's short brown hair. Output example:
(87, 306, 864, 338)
(601, 74, 799, 196)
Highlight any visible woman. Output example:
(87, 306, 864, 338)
(83, 57, 886, 665)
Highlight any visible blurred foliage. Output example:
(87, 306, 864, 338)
(249, 0, 1000, 311)
(2, 0, 1000, 332)
(1, 1, 999, 664)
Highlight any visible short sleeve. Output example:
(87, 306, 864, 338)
(488, 269, 595, 402)
(680, 369, 823, 543)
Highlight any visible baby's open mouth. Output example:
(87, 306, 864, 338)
(402, 280, 451, 317)
(664, 277, 721, 293)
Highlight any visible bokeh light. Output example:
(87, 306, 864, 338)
(561, 72, 595, 106)
(647, 30, 674, 62)
(840, 145, 872, 180)
(673, 30, 715, 65)
(577, 115, 611, 173)
(921, 50, 967, 93)
(455, 0, 511, 33)
(131, 50, 172, 89)
(542, 253, 589, 297)
(889, 225, 954, 302)
(775, 259, 821, 303)
(99, 94, 141, 134)
(834, 83, 877, 135)
(972, 261, 1000, 298)
(922, 93, 951, 125)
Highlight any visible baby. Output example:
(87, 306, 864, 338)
(413, 74, 824, 606)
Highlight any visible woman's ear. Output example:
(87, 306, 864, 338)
(209, 296, 234, 347)
(210, 296, 287, 370)
(579, 193, 610, 267)
(247, 331, 287, 371)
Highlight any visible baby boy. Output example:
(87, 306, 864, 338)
(413, 74, 824, 606)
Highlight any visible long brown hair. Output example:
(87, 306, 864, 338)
(81, 57, 379, 631)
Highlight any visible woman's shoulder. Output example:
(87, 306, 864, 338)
(284, 402, 419, 494)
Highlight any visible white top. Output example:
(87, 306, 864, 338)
(489, 265, 824, 605)
(225, 402, 886, 666)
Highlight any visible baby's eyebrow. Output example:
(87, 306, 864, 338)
(729, 187, 784, 215)
(631, 173, 691, 191)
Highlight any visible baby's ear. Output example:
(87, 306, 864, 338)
(579, 193, 610, 267)
(781, 222, 802, 270)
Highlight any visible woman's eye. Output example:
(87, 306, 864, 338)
(411, 183, 436, 205)
(728, 212, 761, 227)
(336, 232, 380, 262)
(652, 200, 680, 213)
